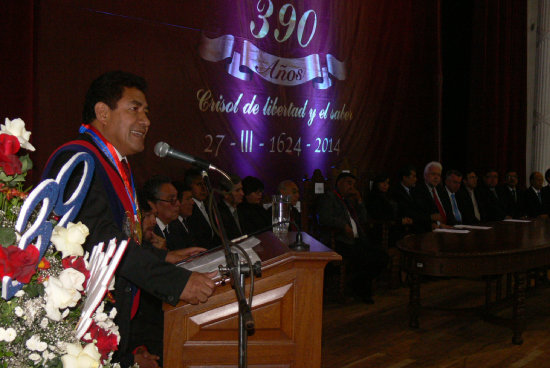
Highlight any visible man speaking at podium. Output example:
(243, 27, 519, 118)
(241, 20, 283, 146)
(43, 71, 217, 367)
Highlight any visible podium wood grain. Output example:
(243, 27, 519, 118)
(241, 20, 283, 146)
(163, 231, 341, 368)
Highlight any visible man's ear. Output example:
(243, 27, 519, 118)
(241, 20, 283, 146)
(147, 200, 158, 213)
(94, 102, 110, 126)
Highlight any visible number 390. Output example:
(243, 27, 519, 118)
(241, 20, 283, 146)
(250, 0, 317, 48)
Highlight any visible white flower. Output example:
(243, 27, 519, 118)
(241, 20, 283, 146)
(44, 275, 82, 321)
(0, 327, 17, 342)
(29, 353, 42, 363)
(14, 306, 24, 317)
(26, 334, 48, 352)
(61, 342, 102, 368)
(40, 317, 49, 329)
(42, 349, 56, 362)
(15, 290, 25, 298)
(50, 222, 89, 258)
(59, 268, 86, 291)
(0, 117, 35, 151)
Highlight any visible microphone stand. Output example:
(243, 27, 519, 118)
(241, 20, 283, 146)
(200, 170, 260, 368)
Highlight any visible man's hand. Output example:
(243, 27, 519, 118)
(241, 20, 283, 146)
(179, 271, 217, 304)
(165, 247, 207, 264)
(150, 233, 167, 250)
(134, 346, 160, 368)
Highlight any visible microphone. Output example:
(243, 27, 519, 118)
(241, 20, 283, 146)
(154, 142, 213, 170)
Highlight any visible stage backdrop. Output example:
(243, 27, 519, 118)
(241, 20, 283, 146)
(6, 0, 441, 191)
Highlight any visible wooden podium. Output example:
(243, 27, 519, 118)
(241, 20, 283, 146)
(163, 231, 340, 367)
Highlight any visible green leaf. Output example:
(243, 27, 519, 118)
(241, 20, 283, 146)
(19, 154, 33, 173)
(0, 227, 16, 247)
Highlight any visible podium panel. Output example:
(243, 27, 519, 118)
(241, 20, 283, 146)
(163, 232, 340, 368)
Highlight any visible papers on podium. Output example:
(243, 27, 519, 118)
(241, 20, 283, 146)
(178, 236, 261, 273)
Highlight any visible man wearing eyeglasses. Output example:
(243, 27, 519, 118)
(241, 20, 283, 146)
(143, 175, 182, 248)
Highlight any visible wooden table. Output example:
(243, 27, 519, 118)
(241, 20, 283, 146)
(397, 218, 550, 344)
(163, 231, 341, 367)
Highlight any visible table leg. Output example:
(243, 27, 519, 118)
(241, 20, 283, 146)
(408, 272, 420, 329)
(512, 272, 526, 345)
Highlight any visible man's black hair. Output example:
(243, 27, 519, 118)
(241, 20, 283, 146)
(82, 70, 147, 125)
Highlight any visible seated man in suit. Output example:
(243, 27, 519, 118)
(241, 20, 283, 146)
(317, 172, 389, 303)
(218, 175, 245, 240)
(278, 179, 301, 230)
(497, 170, 525, 218)
(185, 168, 220, 249)
(238, 176, 272, 234)
(166, 182, 200, 250)
(438, 169, 466, 226)
(392, 164, 430, 233)
(524, 171, 547, 218)
(458, 169, 482, 224)
(412, 161, 446, 229)
(143, 175, 181, 250)
(542, 168, 550, 213)
(477, 169, 508, 221)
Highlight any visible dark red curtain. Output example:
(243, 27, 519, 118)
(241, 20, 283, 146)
(441, 0, 526, 181)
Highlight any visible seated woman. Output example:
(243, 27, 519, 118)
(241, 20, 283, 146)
(238, 176, 272, 234)
(366, 174, 412, 246)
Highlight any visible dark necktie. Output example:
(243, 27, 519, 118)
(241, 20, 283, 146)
(121, 158, 131, 178)
(163, 227, 169, 239)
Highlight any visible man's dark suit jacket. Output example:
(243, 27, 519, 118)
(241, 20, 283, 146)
(44, 134, 190, 367)
(166, 217, 197, 250)
(542, 186, 550, 214)
(477, 185, 507, 221)
(523, 187, 545, 218)
(317, 190, 368, 246)
(218, 200, 243, 240)
(411, 183, 440, 231)
(187, 203, 220, 250)
(457, 187, 481, 225)
(237, 201, 272, 235)
(436, 186, 464, 226)
(497, 185, 525, 218)
(392, 184, 430, 233)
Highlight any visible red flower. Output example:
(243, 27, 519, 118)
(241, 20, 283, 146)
(0, 134, 20, 155)
(38, 257, 51, 269)
(0, 247, 14, 278)
(0, 134, 21, 175)
(62, 256, 90, 288)
(83, 321, 119, 361)
(5, 245, 39, 284)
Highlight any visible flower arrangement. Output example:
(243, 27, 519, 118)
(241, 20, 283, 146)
(0, 118, 123, 367)
(0, 221, 121, 368)
(0, 118, 34, 247)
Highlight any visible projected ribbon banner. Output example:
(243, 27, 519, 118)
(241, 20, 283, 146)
(199, 34, 346, 89)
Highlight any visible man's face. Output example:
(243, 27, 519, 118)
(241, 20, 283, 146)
(141, 209, 156, 242)
(402, 170, 417, 188)
(245, 189, 263, 204)
(190, 176, 208, 201)
(463, 172, 478, 190)
(337, 177, 356, 197)
(179, 190, 194, 218)
(532, 172, 544, 190)
(226, 182, 244, 207)
(506, 172, 518, 188)
(445, 174, 462, 193)
(100, 87, 150, 156)
(424, 166, 441, 187)
(280, 182, 300, 206)
(484, 171, 498, 188)
(150, 183, 180, 224)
